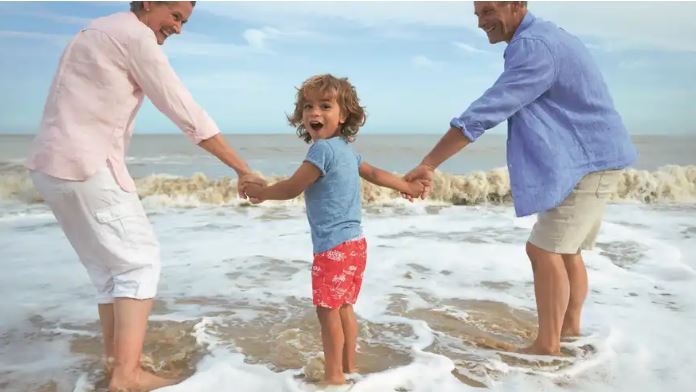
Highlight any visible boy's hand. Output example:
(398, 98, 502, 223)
(404, 164, 434, 200)
(403, 178, 429, 200)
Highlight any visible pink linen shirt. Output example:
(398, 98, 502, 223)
(26, 12, 220, 192)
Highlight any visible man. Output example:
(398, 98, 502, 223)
(406, 1, 637, 355)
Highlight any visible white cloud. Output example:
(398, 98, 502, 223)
(199, 2, 696, 53)
(25, 10, 89, 26)
(200, 2, 475, 30)
(163, 31, 262, 58)
(165, 27, 315, 58)
(243, 29, 270, 52)
(0, 30, 72, 47)
(411, 55, 442, 70)
(530, 2, 696, 53)
(452, 42, 486, 54)
(0, 3, 90, 26)
(182, 70, 273, 93)
(241, 27, 312, 53)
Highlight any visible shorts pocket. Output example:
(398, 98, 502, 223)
(595, 170, 621, 199)
(94, 200, 157, 250)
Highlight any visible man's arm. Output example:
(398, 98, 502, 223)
(420, 126, 472, 170)
(450, 38, 556, 143)
(406, 38, 556, 195)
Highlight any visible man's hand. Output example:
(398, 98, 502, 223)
(402, 178, 431, 201)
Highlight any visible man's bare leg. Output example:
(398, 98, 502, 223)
(339, 304, 358, 374)
(316, 306, 346, 385)
(520, 242, 570, 355)
(561, 252, 588, 337)
(108, 298, 177, 392)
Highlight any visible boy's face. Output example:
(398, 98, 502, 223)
(302, 90, 346, 141)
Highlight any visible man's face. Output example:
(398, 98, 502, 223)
(474, 2, 525, 44)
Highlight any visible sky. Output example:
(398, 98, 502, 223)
(0, 1, 695, 135)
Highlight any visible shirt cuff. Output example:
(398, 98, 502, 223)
(187, 113, 221, 144)
(303, 158, 327, 176)
(450, 117, 476, 143)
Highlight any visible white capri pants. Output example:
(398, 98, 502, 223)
(31, 167, 161, 304)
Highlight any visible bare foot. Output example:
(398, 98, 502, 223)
(103, 356, 115, 377)
(474, 336, 517, 352)
(320, 375, 347, 386)
(343, 367, 359, 374)
(109, 369, 179, 392)
(517, 343, 561, 356)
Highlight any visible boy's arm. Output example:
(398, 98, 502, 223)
(359, 161, 423, 197)
(255, 162, 321, 201)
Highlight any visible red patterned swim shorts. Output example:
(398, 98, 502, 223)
(312, 237, 367, 309)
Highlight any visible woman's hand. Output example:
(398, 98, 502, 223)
(242, 182, 266, 204)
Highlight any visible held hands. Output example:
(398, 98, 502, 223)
(402, 178, 431, 201)
(243, 182, 266, 204)
(238, 172, 267, 203)
(402, 164, 435, 201)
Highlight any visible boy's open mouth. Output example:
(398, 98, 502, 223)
(310, 121, 323, 131)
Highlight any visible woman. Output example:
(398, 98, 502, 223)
(26, 2, 261, 390)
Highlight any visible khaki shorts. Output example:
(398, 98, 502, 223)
(528, 170, 621, 255)
(31, 167, 161, 304)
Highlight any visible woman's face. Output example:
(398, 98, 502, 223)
(140, 1, 193, 45)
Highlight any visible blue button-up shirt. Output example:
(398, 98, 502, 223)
(451, 12, 637, 217)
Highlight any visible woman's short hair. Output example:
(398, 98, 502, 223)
(289, 74, 366, 144)
(130, 1, 196, 12)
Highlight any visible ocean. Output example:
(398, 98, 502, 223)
(0, 133, 695, 392)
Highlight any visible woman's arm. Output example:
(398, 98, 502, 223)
(127, 37, 260, 195)
(198, 134, 250, 176)
(359, 162, 424, 197)
(246, 162, 321, 202)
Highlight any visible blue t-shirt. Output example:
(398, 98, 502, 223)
(304, 137, 363, 253)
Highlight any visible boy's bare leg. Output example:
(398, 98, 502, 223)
(316, 306, 346, 385)
(108, 298, 178, 392)
(98, 304, 116, 374)
(561, 252, 587, 337)
(339, 304, 358, 374)
(520, 242, 569, 355)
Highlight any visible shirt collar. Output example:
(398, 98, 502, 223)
(512, 11, 535, 41)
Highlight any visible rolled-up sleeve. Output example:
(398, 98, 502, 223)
(450, 38, 557, 142)
(127, 33, 220, 144)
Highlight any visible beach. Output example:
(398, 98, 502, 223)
(1, 134, 695, 391)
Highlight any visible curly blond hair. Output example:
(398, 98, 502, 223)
(288, 74, 366, 143)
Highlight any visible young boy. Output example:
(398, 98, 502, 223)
(242, 74, 426, 385)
